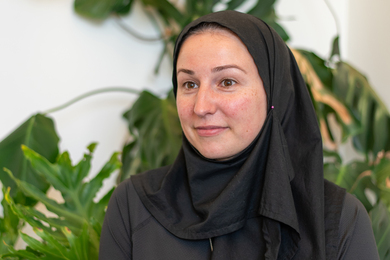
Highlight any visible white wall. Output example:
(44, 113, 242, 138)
(345, 0, 390, 102)
(0, 0, 172, 197)
(0, 0, 389, 215)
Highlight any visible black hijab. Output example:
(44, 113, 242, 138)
(132, 10, 326, 259)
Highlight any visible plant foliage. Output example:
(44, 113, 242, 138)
(120, 90, 182, 181)
(333, 63, 390, 157)
(74, 0, 289, 72)
(293, 48, 390, 158)
(0, 187, 20, 255)
(1, 144, 121, 259)
(0, 114, 59, 206)
(74, 0, 133, 19)
(293, 45, 390, 258)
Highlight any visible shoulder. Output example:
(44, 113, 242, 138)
(339, 192, 372, 242)
(114, 166, 169, 203)
(323, 180, 379, 259)
(339, 192, 369, 236)
(111, 164, 172, 222)
(341, 192, 368, 221)
(337, 193, 379, 259)
(108, 177, 137, 213)
(109, 177, 152, 229)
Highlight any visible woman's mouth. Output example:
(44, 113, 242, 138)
(195, 126, 228, 137)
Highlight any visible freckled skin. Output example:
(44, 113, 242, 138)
(176, 30, 267, 160)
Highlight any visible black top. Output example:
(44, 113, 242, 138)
(99, 178, 379, 259)
(100, 10, 379, 259)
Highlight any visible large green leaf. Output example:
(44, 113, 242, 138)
(4, 186, 74, 244)
(248, 0, 275, 18)
(371, 202, 390, 260)
(120, 90, 182, 181)
(246, 0, 289, 41)
(2, 188, 66, 259)
(292, 49, 360, 148)
(74, 0, 133, 19)
(1, 145, 120, 259)
(333, 62, 390, 156)
(4, 145, 120, 232)
(0, 114, 59, 206)
(22, 145, 120, 224)
(62, 224, 90, 260)
(298, 50, 333, 90)
(5, 168, 85, 229)
(0, 187, 20, 255)
(1, 193, 92, 260)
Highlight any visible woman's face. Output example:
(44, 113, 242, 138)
(176, 29, 267, 160)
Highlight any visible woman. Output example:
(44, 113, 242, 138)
(99, 11, 379, 259)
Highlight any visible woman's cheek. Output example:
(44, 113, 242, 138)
(227, 93, 263, 136)
(177, 99, 192, 121)
(224, 95, 252, 117)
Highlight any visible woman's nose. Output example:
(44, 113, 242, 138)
(193, 85, 217, 117)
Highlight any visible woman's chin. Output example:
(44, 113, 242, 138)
(197, 147, 237, 161)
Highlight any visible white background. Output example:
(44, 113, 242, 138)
(0, 0, 389, 245)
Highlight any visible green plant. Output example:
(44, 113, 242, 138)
(120, 90, 181, 181)
(75, 0, 289, 72)
(1, 0, 390, 259)
(0, 114, 59, 256)
(1, 144, 120, 259)
(0, 114, 59, 206)
(0, 187, 19, 256)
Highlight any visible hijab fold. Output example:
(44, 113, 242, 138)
(132, 10, 326, 259)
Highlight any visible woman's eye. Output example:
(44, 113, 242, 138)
(221, 79, 236, 87)
(184, 82, 198, 89)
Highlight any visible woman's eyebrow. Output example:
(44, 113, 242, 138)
(212, 64, 247, 74)
(177, 68, 194, 75)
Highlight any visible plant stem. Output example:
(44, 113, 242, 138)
(154, 42, 167, 74)
(114, 17, 164, 41)
(323, 0, 340, 37)
(144, 8, 164, 38)
(42, 87, 140, 115)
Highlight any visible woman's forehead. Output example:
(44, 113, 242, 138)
(176, 30, 259, 78)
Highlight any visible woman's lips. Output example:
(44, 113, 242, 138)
(195, 126, 228, 137)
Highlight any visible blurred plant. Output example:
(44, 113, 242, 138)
(0, 187, 19, 255)
(1, 144, 120, 259)
(293, 46, 390, 259)
(74, 0, 289, 72)
(120, 90, 181, 181)
(0, 114, 59, 207)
